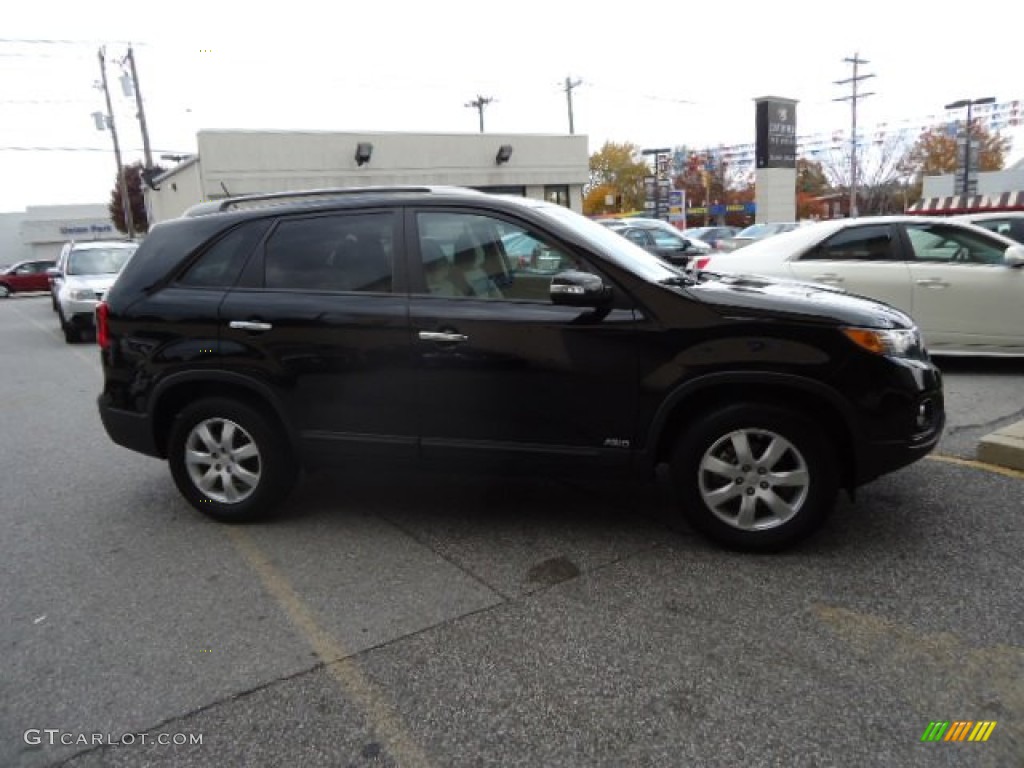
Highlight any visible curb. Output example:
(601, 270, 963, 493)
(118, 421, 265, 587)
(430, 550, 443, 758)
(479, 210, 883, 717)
(977, 419, 1024, 472)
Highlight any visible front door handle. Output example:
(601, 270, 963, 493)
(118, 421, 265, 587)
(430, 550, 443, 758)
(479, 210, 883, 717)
(418, 331, 468, 343)
(229, 320, 273, 332)
(915, 278, 950, 288)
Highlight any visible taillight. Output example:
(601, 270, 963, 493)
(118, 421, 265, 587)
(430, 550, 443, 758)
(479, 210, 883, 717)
(694, 257, 711, 270)
(96, 300, 110, 349)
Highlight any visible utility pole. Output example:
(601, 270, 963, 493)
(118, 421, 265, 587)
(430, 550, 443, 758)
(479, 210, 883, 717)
(98, 46, 134, 239)
(564, 76, 582, 134)
(833, 53, 875, 218)
(122, 45, 153, 170)
(465, 95, 494, 133)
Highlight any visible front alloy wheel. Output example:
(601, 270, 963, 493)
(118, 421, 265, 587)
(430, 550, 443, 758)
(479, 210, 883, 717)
(698, 428, 810, 532)
(672, 403, 838, 552)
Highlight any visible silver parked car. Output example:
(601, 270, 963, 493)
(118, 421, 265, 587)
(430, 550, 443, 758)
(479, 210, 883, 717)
(53, 241, 138, 342)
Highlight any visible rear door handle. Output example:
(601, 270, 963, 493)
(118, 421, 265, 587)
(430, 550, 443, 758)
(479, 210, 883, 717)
(915, 278, 949, 288)
(418, 331, 468, 343)
(229, 320, 273, 332)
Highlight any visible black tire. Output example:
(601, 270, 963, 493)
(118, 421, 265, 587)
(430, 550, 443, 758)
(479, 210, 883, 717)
(0, 283, 10, 299)
(168, 397, 298, 523)
(670, 403, 838, 552)
(58, 307, 81, 343)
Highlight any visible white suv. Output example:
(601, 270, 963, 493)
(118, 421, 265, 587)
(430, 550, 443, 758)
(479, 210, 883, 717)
(55, 241, 138, 342)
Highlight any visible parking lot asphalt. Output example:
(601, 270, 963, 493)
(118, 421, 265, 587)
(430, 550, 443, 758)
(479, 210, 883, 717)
(2, 294, 1022, 768)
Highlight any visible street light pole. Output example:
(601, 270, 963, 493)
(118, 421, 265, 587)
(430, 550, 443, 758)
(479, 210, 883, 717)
(944, 96, 995, 196)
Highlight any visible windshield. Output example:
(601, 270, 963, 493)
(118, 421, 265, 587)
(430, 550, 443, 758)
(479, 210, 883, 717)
(67, 247, 136, 276)
(530, 202, 680, 282)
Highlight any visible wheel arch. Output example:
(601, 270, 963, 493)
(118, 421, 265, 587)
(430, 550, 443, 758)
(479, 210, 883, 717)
(149, 371, 298, 460)
(643, 372, 862, 491)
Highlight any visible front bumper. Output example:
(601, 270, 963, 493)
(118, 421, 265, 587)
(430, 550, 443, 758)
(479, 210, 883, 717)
(63, 297, 100, 327)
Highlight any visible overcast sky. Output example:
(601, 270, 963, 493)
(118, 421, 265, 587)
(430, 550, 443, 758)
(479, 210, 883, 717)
(3, 0, 1022, 213)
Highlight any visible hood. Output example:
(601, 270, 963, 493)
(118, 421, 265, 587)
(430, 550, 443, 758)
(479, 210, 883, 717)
(688, 272, 913, 329)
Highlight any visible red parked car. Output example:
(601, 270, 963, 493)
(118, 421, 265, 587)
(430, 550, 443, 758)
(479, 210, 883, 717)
(0, 259, 56, 298)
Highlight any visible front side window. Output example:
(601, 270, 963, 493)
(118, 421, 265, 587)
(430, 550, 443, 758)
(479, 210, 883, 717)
(649, 229, 684, 248)
(415, 211, 584, 301)
(970, 218, 1014, 238)
(624, 229, 650, 246)
(904, 224, 1005, 265)
(801, 225, 896, 261)
(264, 212, 394, 292)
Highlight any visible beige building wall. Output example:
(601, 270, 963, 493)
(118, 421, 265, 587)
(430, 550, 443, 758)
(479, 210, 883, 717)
(147, 130, 589, 223)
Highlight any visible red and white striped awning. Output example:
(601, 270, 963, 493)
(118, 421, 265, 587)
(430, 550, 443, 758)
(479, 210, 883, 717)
(907, 190, 1024, 214)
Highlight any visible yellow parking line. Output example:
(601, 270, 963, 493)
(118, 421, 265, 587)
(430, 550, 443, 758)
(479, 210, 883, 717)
(225, 528, 432, 767)
(927, 453, 1024, 480)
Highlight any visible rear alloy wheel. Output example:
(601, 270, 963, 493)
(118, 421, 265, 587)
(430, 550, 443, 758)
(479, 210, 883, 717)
(168, 398, 297, 523)
(0, 284, 10, 298)
(671, 403, 838, 552)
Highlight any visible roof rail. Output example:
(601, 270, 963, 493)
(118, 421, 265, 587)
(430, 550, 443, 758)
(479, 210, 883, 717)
(183, 186, 442, 217)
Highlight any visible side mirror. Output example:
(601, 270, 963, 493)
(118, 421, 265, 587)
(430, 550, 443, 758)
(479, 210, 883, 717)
(1005, 244, 1024, 268)
(550, 270, 612, 307)
(46, 267, 61, 278)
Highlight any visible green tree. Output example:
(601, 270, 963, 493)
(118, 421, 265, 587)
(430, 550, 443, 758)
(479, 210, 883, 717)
(584, 141, 649, 215)
(797, 158, 829, 196)
(109, 161, 164, 235)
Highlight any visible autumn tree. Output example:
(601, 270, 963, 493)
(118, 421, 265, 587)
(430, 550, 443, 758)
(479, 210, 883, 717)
(109, 161, 164, 235)
(901, 122, 1008, 178)
(584, 142, 649, 215)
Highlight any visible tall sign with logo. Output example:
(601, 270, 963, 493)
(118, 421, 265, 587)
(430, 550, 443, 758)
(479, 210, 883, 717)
(755, 98, 797, 168)
(641, 148, 672, 220)
(753, 96, 798, 223)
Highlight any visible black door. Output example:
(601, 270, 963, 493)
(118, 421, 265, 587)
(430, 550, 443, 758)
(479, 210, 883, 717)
(218, 209, 415, 463)
(407, 208, 640, 470)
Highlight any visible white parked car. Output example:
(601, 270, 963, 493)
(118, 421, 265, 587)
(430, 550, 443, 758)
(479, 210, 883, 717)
(54, 241, 138, 342)
(698, 216, 1024, 357)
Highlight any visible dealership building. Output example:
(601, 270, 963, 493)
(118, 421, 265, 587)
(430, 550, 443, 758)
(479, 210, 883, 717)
(0, 204, 117, 264)
(146, 130, 590, 224)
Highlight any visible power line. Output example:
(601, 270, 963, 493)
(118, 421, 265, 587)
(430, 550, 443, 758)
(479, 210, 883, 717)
(0, 38, 144, 46)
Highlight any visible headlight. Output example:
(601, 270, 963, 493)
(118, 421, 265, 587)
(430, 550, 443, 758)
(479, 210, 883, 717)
(69, 288, 97, 301)
(842, 327, 922, 357)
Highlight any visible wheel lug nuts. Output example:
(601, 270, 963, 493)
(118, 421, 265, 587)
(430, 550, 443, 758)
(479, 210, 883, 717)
(742, 465, 751, 472)
(745, 488, 755, 495)
(760, 481, 769, 489)
(757, 467, 767, 475)
(736, 477, 744, 484)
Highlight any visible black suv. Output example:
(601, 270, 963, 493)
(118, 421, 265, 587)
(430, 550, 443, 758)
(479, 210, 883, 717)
(96, 187, 944, 551)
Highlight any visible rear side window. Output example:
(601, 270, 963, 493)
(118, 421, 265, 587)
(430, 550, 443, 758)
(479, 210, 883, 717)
(179, 219, 271, 288)
(264, 212, 395, 293)
(801, 225, 896, 261)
